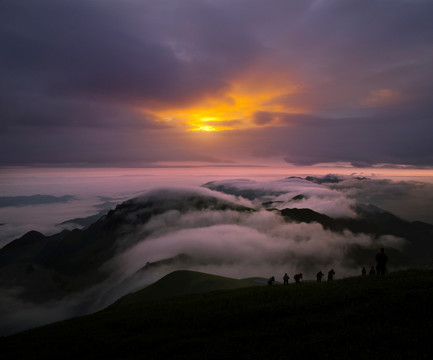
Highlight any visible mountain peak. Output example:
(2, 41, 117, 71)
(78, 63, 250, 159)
(0, 231, 46, 252)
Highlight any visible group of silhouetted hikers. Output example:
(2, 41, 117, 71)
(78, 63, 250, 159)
(268, 248, 389, 285)
(361, 247, 389, 276)
(269, 269, 334, 285)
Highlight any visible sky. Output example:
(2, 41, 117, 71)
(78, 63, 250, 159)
(1, 0, 433, 168)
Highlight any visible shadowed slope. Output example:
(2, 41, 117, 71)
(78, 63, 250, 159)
(2, 270, 433, 359)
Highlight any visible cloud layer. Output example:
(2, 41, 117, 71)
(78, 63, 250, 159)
(1, 0, 433, 166)
(204, 178, 357, 218)
(97, 180, 407, 307)
(326, 177, 433, 224)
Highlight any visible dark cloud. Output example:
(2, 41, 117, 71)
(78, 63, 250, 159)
(1, 0, 433, 166)
(0, 126, 225, 166)
(0, 92, 169, 130)
(1, 0, 259, 106)
(252, 111, 276, 126)
(223, 112, 433, 168)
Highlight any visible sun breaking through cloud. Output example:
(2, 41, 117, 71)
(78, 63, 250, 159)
(152, 80, 303, 132)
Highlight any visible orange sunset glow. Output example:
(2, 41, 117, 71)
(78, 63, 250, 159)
(152, 80, 302, 132)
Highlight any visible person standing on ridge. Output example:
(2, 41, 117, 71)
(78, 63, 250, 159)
(316, 271, 324, 282)
(375, 248, 388, 275)
(327, 269, 335, 281)
(294, 273, 303, 284)
(283, 273, 289, 285)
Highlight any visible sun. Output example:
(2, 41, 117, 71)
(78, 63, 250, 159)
(186, 116, 221, 132)
(194, 125, 216, 132)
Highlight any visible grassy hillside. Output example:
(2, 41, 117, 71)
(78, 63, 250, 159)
(111, 270, 265, 306)
(2, 270, 433, 359)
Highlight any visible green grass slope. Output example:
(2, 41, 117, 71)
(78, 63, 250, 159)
(111, 270, 265, 306)
(2, 270, 433, 359)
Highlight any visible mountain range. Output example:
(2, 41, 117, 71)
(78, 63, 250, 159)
(1, 179, 433, 335)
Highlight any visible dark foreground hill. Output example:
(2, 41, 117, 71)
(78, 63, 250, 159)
(2, 269, 433, 360)
(111, 270, 265, 306)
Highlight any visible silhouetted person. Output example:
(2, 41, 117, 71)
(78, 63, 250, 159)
(327, 269, 335, 281)
(283, 273, 289, 285)
(294, 273, 303, 284)
(267, 276, 275, 286)
(369, 266, 376, 275)
(361, 267, 367, 276)
(316, 271, 324, 282)
(375, 248, 388, 275)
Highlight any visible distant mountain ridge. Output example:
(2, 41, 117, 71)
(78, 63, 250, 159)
(0, 195, 76, 208)
(57, 211, 109, 229)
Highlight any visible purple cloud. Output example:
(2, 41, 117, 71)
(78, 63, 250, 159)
(1, 0, 432, 167)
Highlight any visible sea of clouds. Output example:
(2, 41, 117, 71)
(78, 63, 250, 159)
(1, 175, 432, 335)
(94, 179, 407, 308)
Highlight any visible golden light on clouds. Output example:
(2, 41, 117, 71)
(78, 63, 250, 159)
(152, 80, 303, 132)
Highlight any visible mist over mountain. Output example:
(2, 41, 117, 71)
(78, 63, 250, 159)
(1, 176, 432, 335)
(318, 176, 433, 224)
